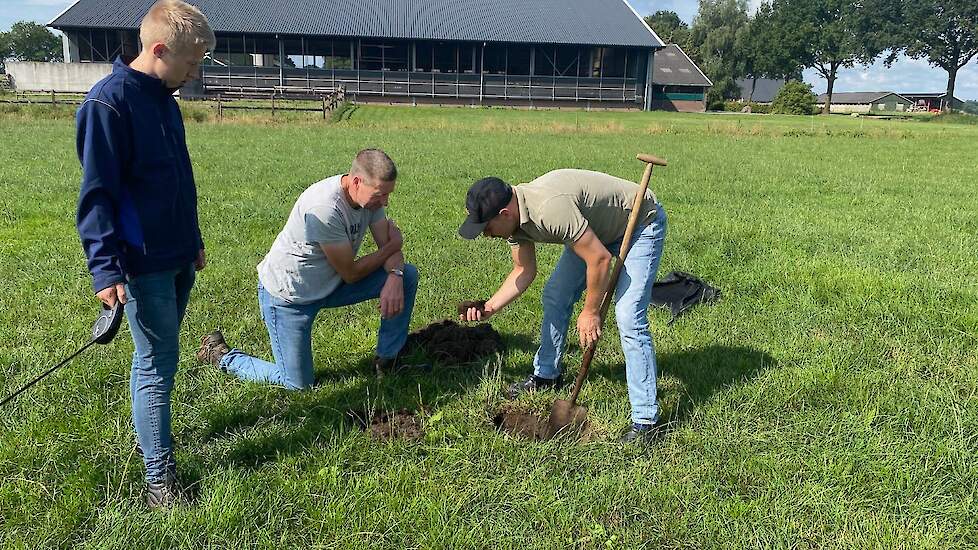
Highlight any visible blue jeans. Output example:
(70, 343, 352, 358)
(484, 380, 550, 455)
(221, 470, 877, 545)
(124, 262, 195, 483)
(534, 205, 667, 424)
(222, 264, 419, 390)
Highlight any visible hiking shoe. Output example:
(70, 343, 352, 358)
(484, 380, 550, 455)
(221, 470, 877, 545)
(620, 422, 665, 445)
(197, 330, 230, 368)
(145, 473, 181, 509)
(505, 374, 563, 400)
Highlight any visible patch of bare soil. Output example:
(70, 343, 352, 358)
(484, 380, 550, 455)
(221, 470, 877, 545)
(492, 403, 592, 441)
(349, 409, 424, 442)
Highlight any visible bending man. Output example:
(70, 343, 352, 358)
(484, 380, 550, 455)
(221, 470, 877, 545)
(458, 169, 666, 443)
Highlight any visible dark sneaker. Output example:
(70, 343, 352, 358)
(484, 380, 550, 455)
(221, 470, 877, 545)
(197, 330, 230, 368)
(145, 473, 181, 509)
(620, 422, 665, 444)
(505, 374, 563, 400)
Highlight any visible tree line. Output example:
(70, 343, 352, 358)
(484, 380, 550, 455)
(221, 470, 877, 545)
(645, 0, 978, 113)
(0, 21, 63, 73)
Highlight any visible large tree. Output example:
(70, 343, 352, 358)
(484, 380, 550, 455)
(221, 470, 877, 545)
(4, 21, 63, 63)
(900, 0, 978, 111)
(690, 0, 751, 102)
(775, 0, 899, 113)
(644, 10, 691, 49)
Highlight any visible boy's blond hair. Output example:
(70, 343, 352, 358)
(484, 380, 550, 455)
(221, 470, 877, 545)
(139, 0, 215, 56)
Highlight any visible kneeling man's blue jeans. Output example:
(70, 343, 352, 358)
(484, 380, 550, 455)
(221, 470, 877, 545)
(221, 264, 419, 390)
(533, 205, 667, 425)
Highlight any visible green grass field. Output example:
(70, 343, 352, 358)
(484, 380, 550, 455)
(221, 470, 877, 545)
(1, 105, 977, 548)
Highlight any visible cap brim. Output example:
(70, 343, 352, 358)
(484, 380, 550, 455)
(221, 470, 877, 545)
(458, 217, 488, 240)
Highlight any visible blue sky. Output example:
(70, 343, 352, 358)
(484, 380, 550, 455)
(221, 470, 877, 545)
(3, 0, 976, 100)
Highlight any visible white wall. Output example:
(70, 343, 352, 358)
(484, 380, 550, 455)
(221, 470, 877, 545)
(829, 103, 871, 114)
(6, 62, 112, 93)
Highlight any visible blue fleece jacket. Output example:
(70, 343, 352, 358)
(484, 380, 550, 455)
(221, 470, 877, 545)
(76, 57, 204, 293)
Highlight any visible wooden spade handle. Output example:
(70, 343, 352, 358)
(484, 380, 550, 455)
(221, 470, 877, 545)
(637, 153, 668, 166)
(566, 154, 663, 405)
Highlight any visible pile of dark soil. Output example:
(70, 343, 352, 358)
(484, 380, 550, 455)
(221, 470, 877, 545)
(405, 320, 503, 364)
(348, 409, 424, 441)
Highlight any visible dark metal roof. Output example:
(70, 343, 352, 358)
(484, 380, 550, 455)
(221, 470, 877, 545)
(651, 44, 711, 87)
(735, 77, 783, 103)
(49, 0, 664, 48)
(816, 91, 912, 104)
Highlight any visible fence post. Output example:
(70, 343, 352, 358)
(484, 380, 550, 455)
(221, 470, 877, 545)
(217, 94, 223, 120)
(271, 93, 276, 117)
(323, 96, 327, 120)
(51, 90, 56, 105)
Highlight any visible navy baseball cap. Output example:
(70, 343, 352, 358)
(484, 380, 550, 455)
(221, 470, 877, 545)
(458, 177, 513, 239)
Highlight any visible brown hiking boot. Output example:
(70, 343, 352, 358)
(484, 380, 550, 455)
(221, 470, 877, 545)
(197, 330, 231, 368)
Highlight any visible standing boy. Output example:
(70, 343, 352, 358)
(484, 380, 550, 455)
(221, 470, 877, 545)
(75, 0, 214, 507)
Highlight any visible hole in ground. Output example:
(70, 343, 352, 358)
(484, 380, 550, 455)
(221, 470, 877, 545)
(348, 408, 425, 442)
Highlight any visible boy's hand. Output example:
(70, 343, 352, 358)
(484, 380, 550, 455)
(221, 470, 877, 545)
(195, 249, 206, 271)
(97, 283, 127, 308)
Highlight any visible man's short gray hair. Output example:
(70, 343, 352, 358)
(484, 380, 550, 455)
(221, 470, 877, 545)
(350, 149, 397, 183)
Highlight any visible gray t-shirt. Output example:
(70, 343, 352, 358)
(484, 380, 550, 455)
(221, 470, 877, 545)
(257, 175, 385, 304)
(508, 169, 658, 246)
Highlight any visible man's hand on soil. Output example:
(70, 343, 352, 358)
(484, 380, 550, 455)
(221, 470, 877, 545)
(379, 274, 404, 319)
(577, 310, 601, 349)
(458, 300, 489, 322)
(195, 248, 206, 271)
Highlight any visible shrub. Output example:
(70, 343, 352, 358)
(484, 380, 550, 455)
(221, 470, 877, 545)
(770, 81, 818, 115)
(706, 88, 726, 111)
(723, 100, 771, 114)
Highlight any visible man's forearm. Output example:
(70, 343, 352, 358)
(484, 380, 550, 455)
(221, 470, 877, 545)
(383, 250, 405, 272)
(348, 245, 398, 282)
(485, 268, 535, 313)
(581, 259, 612, 314)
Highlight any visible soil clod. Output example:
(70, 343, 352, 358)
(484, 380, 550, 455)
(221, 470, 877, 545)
(405, 320, 502, 364)
(492, 404, 591, 441)
(494, 411, 554, 440)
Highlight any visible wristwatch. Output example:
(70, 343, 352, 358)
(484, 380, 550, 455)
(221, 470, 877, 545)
(389, 267, 404, 277)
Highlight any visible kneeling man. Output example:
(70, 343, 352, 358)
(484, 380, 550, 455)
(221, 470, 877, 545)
(200, 149, 418, 385)
(458, 169, 666, 442)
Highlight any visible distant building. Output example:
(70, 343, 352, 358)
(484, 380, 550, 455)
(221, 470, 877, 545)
(900, 92, 964, 112)
(816, 92, 913, 114)
(48, 0, 666, 109)
(735, 77, 784, 104)
(650, 44, 712, 112)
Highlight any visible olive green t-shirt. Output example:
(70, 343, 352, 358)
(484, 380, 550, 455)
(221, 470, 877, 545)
(508, 169, 658, 246)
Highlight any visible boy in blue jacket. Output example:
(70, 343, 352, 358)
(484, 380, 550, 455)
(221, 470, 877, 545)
(75, 0, 214, 508)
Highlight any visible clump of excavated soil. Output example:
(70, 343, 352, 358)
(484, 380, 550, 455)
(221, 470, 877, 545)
(405, 320, 503, 364)
(492, 403, 593, 441)
(348, 409, 424, 441)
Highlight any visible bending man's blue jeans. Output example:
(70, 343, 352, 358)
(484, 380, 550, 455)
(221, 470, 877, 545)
(221, 264, 419, 390)
(124, 262, 196, 483)
(533, 205, 667, 425)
